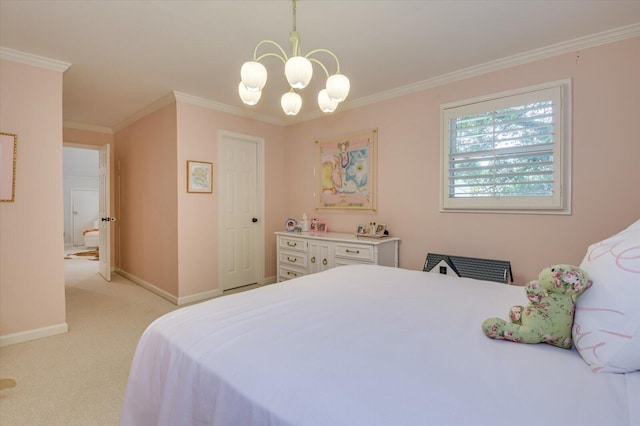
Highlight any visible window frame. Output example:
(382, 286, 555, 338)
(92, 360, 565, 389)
(440, 80, 572, 214)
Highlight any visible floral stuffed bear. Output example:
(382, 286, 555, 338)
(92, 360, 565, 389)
(482, 264, 592, 349)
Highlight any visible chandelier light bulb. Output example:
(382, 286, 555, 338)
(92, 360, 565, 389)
(326, 73, 350, 102)
(317, 89, 338, 113)
(238, 82, 262, 106)
(285, 56, 313, 89)
(241, 61, 268, 92)
(281, 91, 302, 116)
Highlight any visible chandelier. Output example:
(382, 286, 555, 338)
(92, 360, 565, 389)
(238, 0, 350, 116)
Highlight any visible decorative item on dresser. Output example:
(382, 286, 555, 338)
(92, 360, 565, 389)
(275, 231, 399, 282)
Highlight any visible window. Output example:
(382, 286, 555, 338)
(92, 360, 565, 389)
(441, 80, 571, 213)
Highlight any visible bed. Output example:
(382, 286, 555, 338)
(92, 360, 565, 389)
(121, 262, 640, 426)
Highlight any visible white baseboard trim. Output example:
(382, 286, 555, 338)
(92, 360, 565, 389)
(0, 323, 69, 347)
(177, 288, 223, 306)
(115, 268, 224, 306)
(115, 268, 179, 304)
(263, 275, 277, 285)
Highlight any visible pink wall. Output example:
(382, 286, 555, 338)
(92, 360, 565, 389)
(113, 100, 285, 300)
(0, 59, 66, 337)
(114, 104, 179, 296)
(175, 102, 286, 297)
(63, 127, 116, 263)
(284, 37, 640, 284)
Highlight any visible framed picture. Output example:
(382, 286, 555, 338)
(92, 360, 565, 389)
(316, 129, 377, 211)
(187, 160, 213, 193)
(316, 222, 327, 233)
(0, 132, 17, 202)
(356, 223, 367, 235)
(375, 224, 386, 235)
(310, 217, 319, 231)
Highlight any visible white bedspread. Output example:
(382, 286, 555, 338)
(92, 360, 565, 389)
(121, 265, 639, 426)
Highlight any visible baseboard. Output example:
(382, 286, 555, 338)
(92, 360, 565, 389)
(177, 288, 223, 306)
(0, 323, 68, 347)
(263, 275, 277, 285)
(115, 268, 224, 306)
(115, 268, 179, 305)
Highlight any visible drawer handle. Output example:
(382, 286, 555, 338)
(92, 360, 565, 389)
(346, 249, 360, 254)
(322, 258, 328, 266)
(287, 271, 298, 276)
(287, 256, 297, 263)
(311, 256, 316, 264)
(287, 241, 297, 247)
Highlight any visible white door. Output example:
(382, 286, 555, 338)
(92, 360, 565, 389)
(218, 131, 264, 291)
(71, 189, 99, 246)
(98, 144, 111, 281)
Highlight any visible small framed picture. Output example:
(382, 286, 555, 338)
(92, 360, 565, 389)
(316, 222, 327, 233)
(310, 217, 319, 231)
(187, 160, 213, 193)
(356, 224, 367, 235)
(0, 132, 17, 202)
(375, 224, 386, 235)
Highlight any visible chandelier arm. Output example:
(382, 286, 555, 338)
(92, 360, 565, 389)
(256, 52, 287, 65)
(253, 40, 289, 62)
(308, 58, 329, 78)
(305, 48, 342, 74)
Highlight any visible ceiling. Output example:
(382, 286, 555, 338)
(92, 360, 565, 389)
(1, 1, 639, 130)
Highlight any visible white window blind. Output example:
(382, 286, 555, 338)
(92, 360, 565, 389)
(441, 81, 570, 213)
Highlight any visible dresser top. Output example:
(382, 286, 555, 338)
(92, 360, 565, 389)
(275, 231, 399, 245)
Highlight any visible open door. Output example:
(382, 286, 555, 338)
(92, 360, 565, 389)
(98, 144, 111, 281)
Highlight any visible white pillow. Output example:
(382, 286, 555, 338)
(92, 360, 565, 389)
(573, 219, 640, 373)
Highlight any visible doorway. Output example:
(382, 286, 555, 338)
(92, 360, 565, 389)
(63, 144, 111, 281)
(63, 146, 99, 245)
(217, 131, 265, 291)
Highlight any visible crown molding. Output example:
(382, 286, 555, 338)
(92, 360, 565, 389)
(66, 23, 640, 130)
(0, 46, 71, 72)
(173, 91, 286, 126)
(112, 92, 177, 133)
(63, 121, 113, 134)
(339, 23, 640, 114)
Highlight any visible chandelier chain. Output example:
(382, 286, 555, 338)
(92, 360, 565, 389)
(292, 0, 297, 32)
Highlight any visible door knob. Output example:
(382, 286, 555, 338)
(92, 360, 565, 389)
(252, 217, 258, 223)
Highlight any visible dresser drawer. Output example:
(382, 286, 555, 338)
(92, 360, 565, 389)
(278, 235, 306, 252)
(334, 242, 374, 262)
(279, 251, 308, 268)
(279, 265, 306, 281)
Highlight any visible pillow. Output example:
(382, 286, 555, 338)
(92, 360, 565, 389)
(573, 219, 640, 373)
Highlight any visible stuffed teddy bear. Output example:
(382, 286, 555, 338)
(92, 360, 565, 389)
(482, 264, 592, 349)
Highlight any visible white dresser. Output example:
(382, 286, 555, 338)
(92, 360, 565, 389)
(275, 231, 400, 282)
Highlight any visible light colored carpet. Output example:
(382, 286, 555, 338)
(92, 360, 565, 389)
(0, 257, 179, 425)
